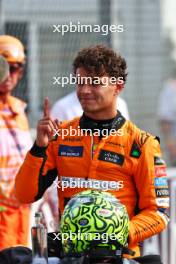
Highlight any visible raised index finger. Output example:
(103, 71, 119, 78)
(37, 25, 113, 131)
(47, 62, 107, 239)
(43, 97, 50, 118)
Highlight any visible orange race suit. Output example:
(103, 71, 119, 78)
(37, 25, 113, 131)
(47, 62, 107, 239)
(15, 112, 169, 257)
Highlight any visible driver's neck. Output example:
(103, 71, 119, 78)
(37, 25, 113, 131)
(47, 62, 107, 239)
(84, 109, 117, 121)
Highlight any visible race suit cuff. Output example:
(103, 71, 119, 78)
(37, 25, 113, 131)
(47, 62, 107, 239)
(30, 141, 47, 157)
(128, 221, 136, 246)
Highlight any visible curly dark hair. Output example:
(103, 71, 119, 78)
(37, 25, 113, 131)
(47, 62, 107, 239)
(73, 45, 128, 83)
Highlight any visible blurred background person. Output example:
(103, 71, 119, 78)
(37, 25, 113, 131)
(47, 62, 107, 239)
(158, 71, 176, 167)
(51, 90, 130, 120)
(0, 35, 32, 250)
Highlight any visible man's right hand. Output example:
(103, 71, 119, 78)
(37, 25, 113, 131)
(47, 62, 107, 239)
(36, 97, 59, 147)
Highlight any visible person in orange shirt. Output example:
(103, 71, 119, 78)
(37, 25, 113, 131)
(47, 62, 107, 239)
(15, 45, 169, 258)
(0, 35, 32, 250)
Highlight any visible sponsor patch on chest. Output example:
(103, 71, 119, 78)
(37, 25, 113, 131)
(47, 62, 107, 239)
(98, 149, 124, 166)
(58, 145, 83, 157)
(130, 140, 141, 158)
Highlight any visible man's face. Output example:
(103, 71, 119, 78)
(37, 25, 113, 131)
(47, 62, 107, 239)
(76, 67, 121, 117)
(0, 63, 23, 95)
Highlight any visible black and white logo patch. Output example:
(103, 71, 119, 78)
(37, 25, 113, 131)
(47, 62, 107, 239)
(98, 149, 124, 166)
(155, 188, 169, 198)
(154, 156, 166, 166)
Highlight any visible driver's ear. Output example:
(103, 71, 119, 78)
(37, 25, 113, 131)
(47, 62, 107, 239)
(114, 79, 124, 95)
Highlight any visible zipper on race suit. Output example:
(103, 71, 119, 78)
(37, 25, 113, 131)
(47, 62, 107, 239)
(91, 135, 94, 159)
(91, 134, 102, 159)
(85, 136, 100, 180)
(90, 135, 99, 159)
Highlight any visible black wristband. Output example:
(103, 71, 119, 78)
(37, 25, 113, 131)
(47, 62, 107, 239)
(30, 141, 48, 157)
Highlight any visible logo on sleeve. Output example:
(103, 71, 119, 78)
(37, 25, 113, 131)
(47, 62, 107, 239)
(154, 177, 169, 204)
(154, 156, 167, 177)
(155, 166, 167, 177)
(156, 198, 169, 207)
(98, 150, 124, 166)
(58, 145, 83, 157)
(155, 188, 169, 197)
(154, 178, 168, 188)
(154, 156, 166, 166)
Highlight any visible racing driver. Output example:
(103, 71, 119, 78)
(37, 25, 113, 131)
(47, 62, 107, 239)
(15, 45, 169, 258)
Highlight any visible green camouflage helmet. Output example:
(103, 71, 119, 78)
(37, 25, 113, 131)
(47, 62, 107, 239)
(60, 190, 129, 255)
